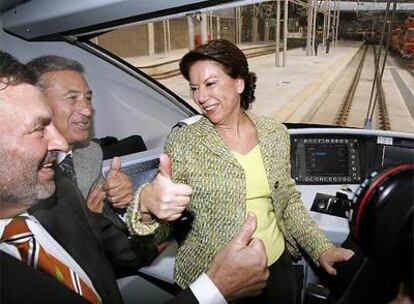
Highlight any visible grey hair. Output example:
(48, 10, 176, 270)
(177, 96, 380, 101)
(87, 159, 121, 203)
(26, 55, 84, 88)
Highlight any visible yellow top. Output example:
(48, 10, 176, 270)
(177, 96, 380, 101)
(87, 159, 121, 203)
(233, 145, 285, 265)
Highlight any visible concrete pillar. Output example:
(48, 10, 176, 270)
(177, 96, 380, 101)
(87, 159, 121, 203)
(334, 0, 339, 46)
(335, 4, 340, 43)
(275, 0, 281, 66)
(235, 7, 239, 44)
(238, 8, 243, 44)
(201, 12, 208, 43)
(332, 5, 335, 43)
(163, 20, 168, 53)
(306, 0, 313, 56)
(283, 0, 288, 67)
(237, 6, 242, 44)
(252, 16, 258, 42)
(312, 0, 317, 55)
(166, 20, 171, 52)
(327, 0, 331, 42)
(147, 23, 155, 56)
(322, 0, 327, 46)
(209, 12, 213, 40)
(187, 15, 195, 50)
(217, 17, 221, 39)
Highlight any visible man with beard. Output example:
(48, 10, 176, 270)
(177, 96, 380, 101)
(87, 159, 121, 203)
(0, 50, 269, 303)
(0, 50, 94, 302)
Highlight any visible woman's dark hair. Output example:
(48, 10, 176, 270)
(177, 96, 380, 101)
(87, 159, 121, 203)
(179, 39, 257, 110)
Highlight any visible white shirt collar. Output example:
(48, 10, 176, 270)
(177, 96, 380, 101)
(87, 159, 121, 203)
(57, 150, 73, 164)
(0, 212, 34, 238)
(0, 217, 8, 238)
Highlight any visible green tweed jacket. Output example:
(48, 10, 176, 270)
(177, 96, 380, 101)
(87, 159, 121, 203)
(163, 112, 333, 288)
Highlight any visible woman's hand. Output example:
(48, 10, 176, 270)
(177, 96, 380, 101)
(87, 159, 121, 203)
(319, 247, 355, 276)
(139, 154, 192, 221)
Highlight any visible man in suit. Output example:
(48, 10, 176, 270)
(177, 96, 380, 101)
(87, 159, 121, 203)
(0, 50, 95, 303)
(27, 56, 194, 235)
(26, 55, 164, 279)
(1, 51, 269, 303)
(26, 55, 201, 278)
(27, 56, 132, 227)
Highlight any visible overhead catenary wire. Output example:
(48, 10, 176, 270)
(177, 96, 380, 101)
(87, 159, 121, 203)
(363, 0, 397, 129)
(363, 0, 391, 128)
(367, 0, 397, 130)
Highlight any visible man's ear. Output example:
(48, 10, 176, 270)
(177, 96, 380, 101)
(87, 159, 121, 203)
(236, 78, 245, 94)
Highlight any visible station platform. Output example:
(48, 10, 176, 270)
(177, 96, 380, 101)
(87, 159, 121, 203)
(128, 40, 414, 133)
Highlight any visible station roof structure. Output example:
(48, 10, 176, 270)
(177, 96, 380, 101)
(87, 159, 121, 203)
(325, 1, 414, 11)
(1, 0, 413, 40)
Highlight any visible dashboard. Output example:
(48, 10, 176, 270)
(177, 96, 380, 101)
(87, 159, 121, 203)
(290, 128, 414, 185)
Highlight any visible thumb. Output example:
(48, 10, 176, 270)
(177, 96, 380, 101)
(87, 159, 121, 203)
(108, 157, 121, 176)
(159, 154, 172, 179)
(324, 264, 337, 276)
(233, 212, 257, 245)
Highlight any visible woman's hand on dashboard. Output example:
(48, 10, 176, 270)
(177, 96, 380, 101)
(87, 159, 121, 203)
(319, 247, 355, 276)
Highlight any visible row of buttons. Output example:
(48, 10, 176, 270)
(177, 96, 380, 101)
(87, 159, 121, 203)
(303, 138, 350, 144)
(302, 176, 359, 182)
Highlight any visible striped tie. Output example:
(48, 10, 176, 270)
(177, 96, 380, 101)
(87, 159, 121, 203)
(59, 154, 78, 183)
(1, 217, 101, 304)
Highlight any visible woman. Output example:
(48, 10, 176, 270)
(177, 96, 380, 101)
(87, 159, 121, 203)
(128, 39, 353, 303)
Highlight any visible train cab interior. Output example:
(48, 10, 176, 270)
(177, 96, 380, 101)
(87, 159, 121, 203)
(1, 0, 413, 303)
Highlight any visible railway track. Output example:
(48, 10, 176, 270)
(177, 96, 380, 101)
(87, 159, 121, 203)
(138, 44, 278, 80)
(371, 45, 391, 130)
(336, 44, 391, 130)
(335, 44, 369, 126)
(309, 43, 392, 130)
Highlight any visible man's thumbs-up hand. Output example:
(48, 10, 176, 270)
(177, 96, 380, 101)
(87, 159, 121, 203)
(138, 154, 192, 221)
(107, 156, 121, 178)
(104, 156, 133, 209)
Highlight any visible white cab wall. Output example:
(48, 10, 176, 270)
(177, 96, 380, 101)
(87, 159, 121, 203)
(0, 21, 190, 149)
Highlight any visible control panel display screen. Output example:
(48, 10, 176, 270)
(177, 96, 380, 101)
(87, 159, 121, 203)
(305, 144, 348, 176)
(291, 137, 361, 184)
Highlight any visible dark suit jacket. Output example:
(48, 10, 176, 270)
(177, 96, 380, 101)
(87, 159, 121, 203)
(0, 251, 89, 304)
(29, 172, 125, 304)
(59, 146, 159, 277)
(1, 250, 198, 304)
(19, 172, 198, 303)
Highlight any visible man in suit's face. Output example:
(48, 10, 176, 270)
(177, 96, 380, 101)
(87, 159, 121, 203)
(27, 56, 133, 210)
(0, 52, 68, 216)
(38, 70, 93, 150)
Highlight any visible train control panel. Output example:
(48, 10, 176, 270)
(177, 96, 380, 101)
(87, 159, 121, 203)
(288, 127, 414, 245)
(290, 128, 414, 185)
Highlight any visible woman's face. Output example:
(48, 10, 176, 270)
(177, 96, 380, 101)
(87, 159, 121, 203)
(188, 60, 244, 126)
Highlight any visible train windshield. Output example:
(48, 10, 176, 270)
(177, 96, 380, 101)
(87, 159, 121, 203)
(86, 1, 414, 133)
